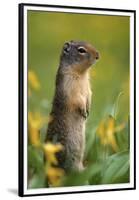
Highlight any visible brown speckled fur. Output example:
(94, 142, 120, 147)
(45, 41, 99, 173)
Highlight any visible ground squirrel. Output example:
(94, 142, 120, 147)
(45, 40, 99, 173)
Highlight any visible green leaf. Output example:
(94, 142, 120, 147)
(28, 173, 46, 188)
(111, 92, 124, 119)
(101, 150, 129, 184)
(40, 125, 47, 143)
(85, 126, 99, 162)
(28, 145, 44, 173)
(63, 163, 102, 186)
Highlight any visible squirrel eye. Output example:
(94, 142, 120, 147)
(78, 47, 87, 54)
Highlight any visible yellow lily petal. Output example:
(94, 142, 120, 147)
(28, 70, 40, 90)
(97, 115, 124, 152)
(97, 119, 108, 145)
(28, 127, 41, 147)
(28, 112, 47, 147)
(46, 166, 65, 187)
(28, 112, 46, 129)
(43, 143, 63, 165)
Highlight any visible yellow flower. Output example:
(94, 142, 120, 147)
(97, 120, 107, 145)
(28, 127, 41, 147)
(46, 166, 65, 187)
(28, 112, 46, 147)
(43, 143, 64, 186)
(28, 112, 45, 129)
(28, 70, 40, 90)
(97, 115, 125, 152)
(43, 143, 63, 165)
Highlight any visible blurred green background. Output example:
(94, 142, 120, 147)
(28, 10, 130, 188)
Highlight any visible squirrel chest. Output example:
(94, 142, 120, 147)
(63, 72, 91, 114)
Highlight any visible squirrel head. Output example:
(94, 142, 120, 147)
(59, 40, 99, 74)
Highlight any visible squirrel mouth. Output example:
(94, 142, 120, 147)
(91, 60, 96, 66)
(90, 57, 97, 66)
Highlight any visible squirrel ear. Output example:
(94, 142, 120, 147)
(63, 42, 71, 54)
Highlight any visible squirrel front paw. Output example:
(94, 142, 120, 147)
(78, 107, 88, 119)
(86, 98, 90, 117)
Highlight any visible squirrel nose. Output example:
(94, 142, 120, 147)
(95, 51, 99, 60)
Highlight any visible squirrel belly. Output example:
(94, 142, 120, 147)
(45, 40, 99, 173)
